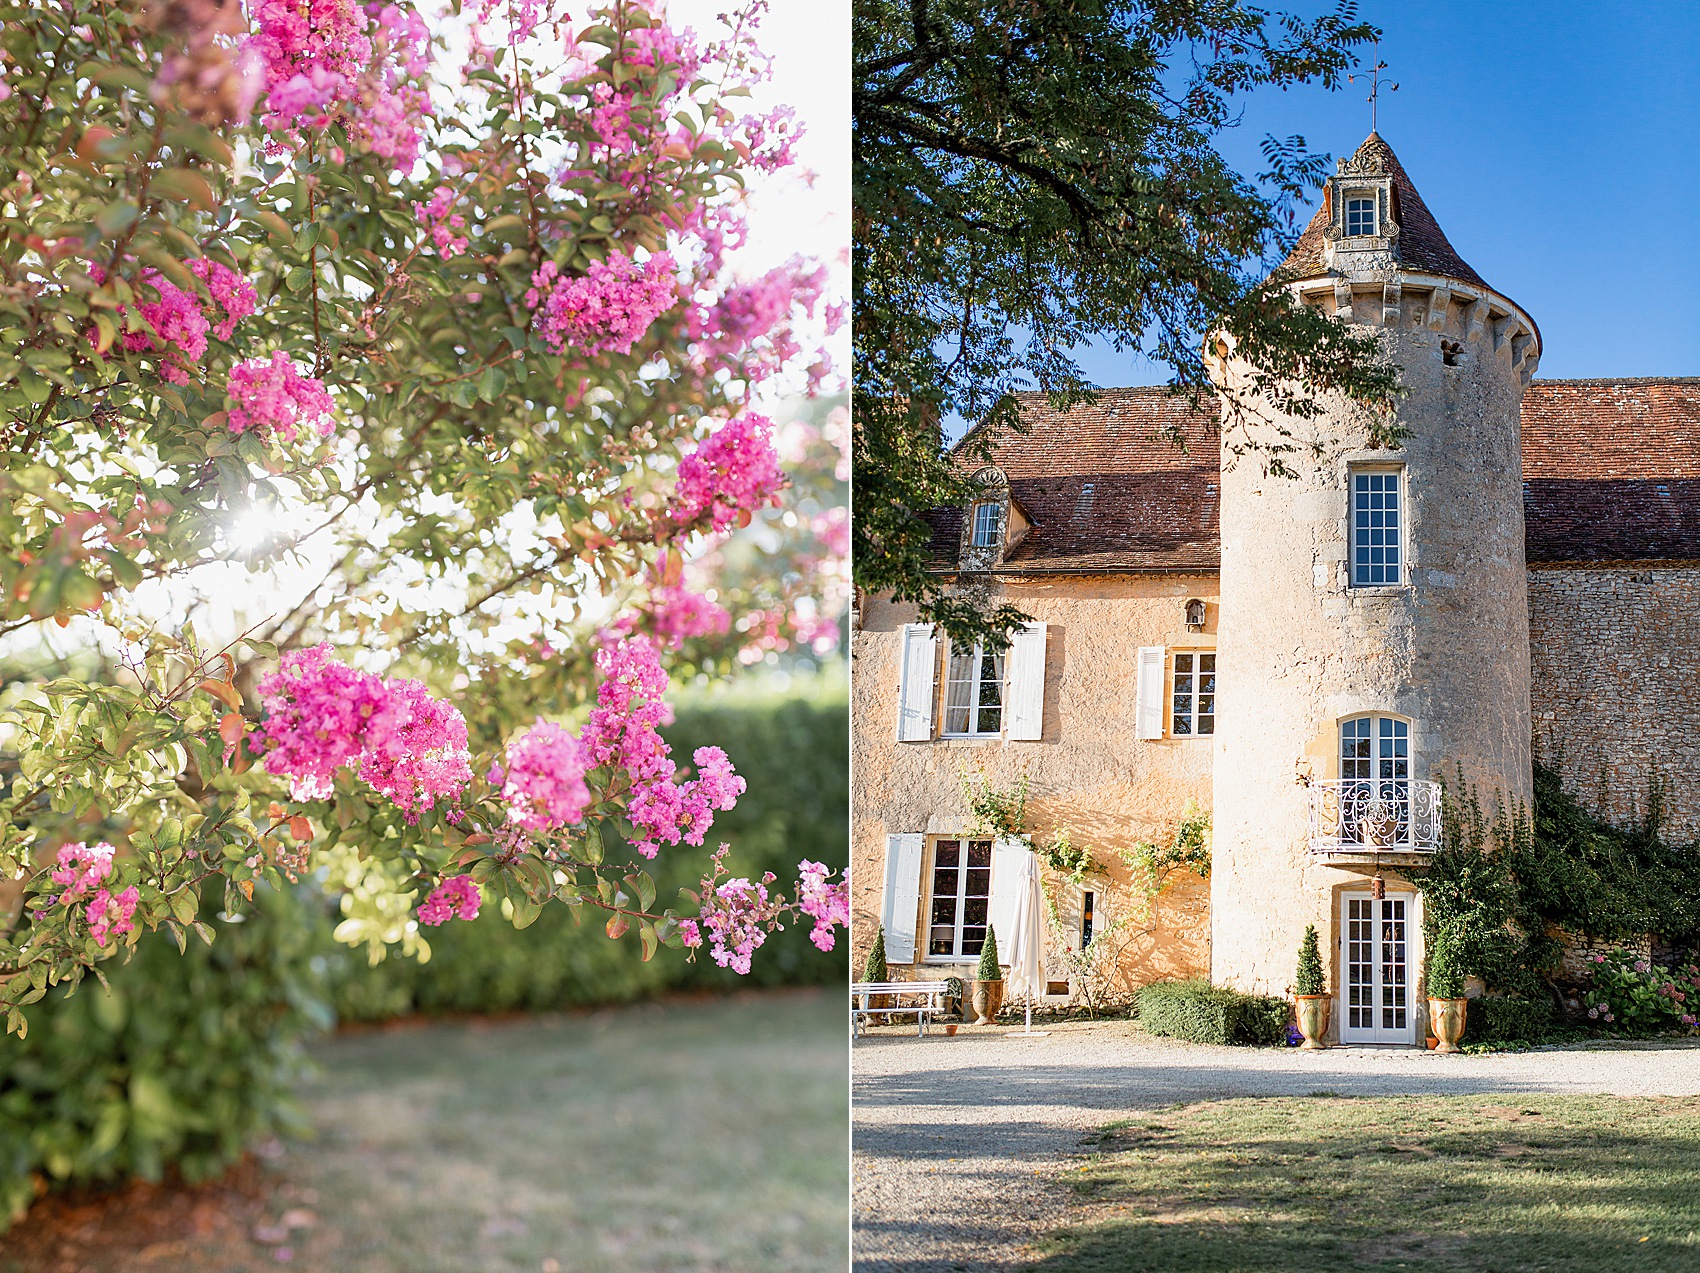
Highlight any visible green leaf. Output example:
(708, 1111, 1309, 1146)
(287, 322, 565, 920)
(150, 168, 217, 211)
(95, 200, 140, 237)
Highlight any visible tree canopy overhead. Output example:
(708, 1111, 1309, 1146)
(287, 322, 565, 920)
(853, 0, 1401, 648)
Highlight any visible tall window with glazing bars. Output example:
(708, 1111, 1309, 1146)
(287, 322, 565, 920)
(1351, 469, 1402, 586)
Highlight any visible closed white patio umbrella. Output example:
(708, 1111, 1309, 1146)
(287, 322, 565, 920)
(1004, 848, 1050, 1037)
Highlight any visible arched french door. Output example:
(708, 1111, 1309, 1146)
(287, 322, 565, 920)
(1338, 716, 1410, 847)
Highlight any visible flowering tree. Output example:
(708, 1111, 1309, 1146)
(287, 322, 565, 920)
(0, 0, 848, 1035)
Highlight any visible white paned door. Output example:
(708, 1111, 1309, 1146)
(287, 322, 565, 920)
(1339, 891, 1417, 1045)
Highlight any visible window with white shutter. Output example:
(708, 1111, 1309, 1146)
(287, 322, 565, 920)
(1004, 622, 1047, 741)
(895, 624, 938, 741)
(881, 833, 924, 963)
(1135, 645, 1165, 739)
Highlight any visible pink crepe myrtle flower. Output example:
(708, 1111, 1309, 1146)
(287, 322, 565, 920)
(51, 842, 116, 904)
(357, 678, 474, 815)
(86, 885, 140, 947)
(642, 583, 731, 647)
(796, 859, 849, 952)
(253, 644, 471, 814)
(190, 258, 259, 340)
(669, 415, 787, 533)
(120, 269, 210, 383)
(417, 874, 481, 926)
(524, 251, 678, 357)
(413, 185, 468, 258)
(500, 719, 591, 832)
(226, 353, 338, 443)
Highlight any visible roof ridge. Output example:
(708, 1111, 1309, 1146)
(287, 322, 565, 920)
(1531, 376, 1700, 386)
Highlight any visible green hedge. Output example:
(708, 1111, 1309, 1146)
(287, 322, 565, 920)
(0, 880, 329, 1226)
(326, 682, 850, 1020)
(1462, 995, 1554, 1047)
(1136, 979, 1290, 1047)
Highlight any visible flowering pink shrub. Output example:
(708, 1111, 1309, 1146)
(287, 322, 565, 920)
(498, 720, 590, 832)
(120, 269, 209, 383)
(670, 415, 787, 532)
(796, 859, 850, 952)
(85, 885, 140, 947)
(413, 185, 468, 258)
(525, 252, 678, 357)
(417, 874, 481, 926)
(643, 582, 732, 647)
(1584, 949, 1700, 1031)
(253, 645, 470, 815)
(225, 353, 337, 442)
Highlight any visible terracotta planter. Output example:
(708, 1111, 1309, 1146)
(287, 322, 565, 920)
(944, 1023, 959, 1037)
(1429, 996, 1467, 1053)
(1295, 994, 1331, 1049)
(971, 979, 1005, 1025)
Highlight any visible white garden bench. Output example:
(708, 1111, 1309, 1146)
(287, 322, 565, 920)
(851, 980, 953, 1037)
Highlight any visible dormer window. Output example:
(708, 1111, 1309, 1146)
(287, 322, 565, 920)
(1344, 197, 1377, 237)
(970, 502, 1000, 548)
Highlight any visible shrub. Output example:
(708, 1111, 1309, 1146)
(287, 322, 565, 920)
(1581, 950, 1700, 1032)
(1427, 928, 1464, 999)
(1295, 924, 1325, 996)
(863, 927, 889, 983)
(1136, 979, 1289, 1046)
(976, 928, 1002, 982)
(0, 881, 330, 1227)
(1463, 996, 1555, 1046)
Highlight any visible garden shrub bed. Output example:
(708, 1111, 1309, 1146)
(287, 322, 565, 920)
(1462, 995, 1555, 1047)
(1136, 979, 1288, 1046)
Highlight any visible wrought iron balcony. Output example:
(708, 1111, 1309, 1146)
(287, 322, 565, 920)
(1308, 778, 1442, 855)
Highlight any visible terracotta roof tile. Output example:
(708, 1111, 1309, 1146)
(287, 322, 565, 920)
(1522, 378, 1700, 562)
(1279, 133, 1489, 290)
(927, 378, 1700, 572)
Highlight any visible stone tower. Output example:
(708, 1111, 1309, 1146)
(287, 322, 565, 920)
(1208, 134, 1538, 1035)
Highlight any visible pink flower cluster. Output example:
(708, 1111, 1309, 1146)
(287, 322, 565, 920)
(796, 860, 850, 953)
(190, 258, 259, 340)
(581, 636, 745, 858)
(226, 353, 338, 443)
(412, 185, 468, 258)
(253, 644, 472, 816)
(670, 415, 787, 533)
(693, 846, 782, 976)
(87, 886, 141, 947)
(497, 720, 590, 832)
(48, 843, 138, 948)
(94, 259, 256, 384)
(248, 0, 432, 165)
(644, 582, 731, 647)
(417, 874, 481, 926)
(689, 257, 828, 386)
(525, 251, 677, 357)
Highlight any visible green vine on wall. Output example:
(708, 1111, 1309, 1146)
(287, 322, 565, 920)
(1422, 758, 1700, 1002)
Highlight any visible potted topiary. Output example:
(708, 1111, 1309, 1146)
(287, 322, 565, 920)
(971, 927, 1005, 1024)
(862, 926, 891, 1024)
(1294, 923, 1330, 1049)
(1426, 928, 1467, 1053)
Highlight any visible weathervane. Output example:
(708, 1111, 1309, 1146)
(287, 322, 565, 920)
(1349, 40, 1398, 133)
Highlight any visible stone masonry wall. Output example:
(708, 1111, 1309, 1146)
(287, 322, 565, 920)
(1528, 565, 1700, 840)
(850, 576, 1217, 993)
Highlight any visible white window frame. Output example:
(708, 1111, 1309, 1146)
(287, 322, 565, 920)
(1350, 466, 1406, 588)
(970, 502, 1000, 548)
(942, 642, 1005, 738)
(1170, 649, 1216, 738)
(1344, 195, 1377, 237)
(1339, 714, 1411, 847)
(924, 837, 993, 961)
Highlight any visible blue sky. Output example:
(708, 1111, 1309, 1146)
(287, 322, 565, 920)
(1072, 0, 1700, 388)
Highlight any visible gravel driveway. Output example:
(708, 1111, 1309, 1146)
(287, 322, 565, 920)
(851, 1019, 1700, 1272)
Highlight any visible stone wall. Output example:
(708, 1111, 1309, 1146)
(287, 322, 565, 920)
(1528, 565, 1700, 840)
(849, 576, 1217, 991)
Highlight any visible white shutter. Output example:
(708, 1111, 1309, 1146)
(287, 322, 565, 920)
(1005, 622, 1047, 741)
(1135, 645, 1165, 740)
(895, 624, 938, 741)
(987, 838, 1029, 964)
(881, 834, 924, 963)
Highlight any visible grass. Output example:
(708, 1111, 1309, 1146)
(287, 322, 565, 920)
(3, 989, 847, 1273)
(1033, 1094, 1700, 1273)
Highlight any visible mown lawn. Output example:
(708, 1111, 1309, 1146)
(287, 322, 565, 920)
(4, 989, 847, 1273)
(1033, 1095, 1700, 1273)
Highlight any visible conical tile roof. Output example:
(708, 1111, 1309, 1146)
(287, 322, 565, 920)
(1277, 133, 1488, 290)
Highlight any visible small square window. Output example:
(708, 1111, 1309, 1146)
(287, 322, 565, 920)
(971, 502, 1000, 548)
(943, 643, 1005, 736)
(1171, 651, 1216, 737)
(1345, 197, 1377, 237)
(1351, 470, 1403, 586)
